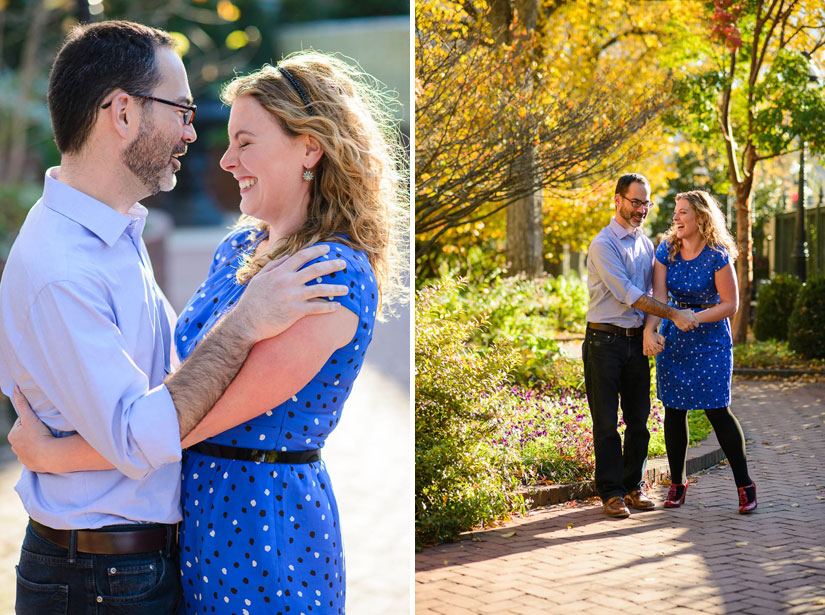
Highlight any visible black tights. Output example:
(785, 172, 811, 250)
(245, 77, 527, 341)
(664, 406, 752, 488)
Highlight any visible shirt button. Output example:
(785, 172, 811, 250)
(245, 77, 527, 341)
(96, 596, 103, 603)
(109, 567, 117, 575)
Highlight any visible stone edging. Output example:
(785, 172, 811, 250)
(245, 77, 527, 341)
(733, 367, 825, 377)
(518, 434, 728, 509)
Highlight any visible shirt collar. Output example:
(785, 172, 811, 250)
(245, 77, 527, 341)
(608, 217, 639, 240)
(41, 167, 144, 247)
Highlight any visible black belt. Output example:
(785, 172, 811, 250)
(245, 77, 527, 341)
(587, 322, 644, 337)
(30, 518, 174, 555)
(673, 301, 719, 309)
(188, 441, 321, 464)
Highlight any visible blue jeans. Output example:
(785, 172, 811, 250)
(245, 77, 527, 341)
(15, 522, 181, 615)
(582, 328, 651, 500)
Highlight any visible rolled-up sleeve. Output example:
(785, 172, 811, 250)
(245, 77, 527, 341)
(589, 240, 647, 307)
(19, 280, 181, 479)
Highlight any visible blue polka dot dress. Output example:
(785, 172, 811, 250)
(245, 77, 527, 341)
(174, 227, 378, 615)
(655, 241, 732, 410)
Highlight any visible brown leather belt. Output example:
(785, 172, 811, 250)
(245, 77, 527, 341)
(587, 322, 644, 337)
(30, 518, 173, 555)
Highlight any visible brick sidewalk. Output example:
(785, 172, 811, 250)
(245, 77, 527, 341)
(416, 381, 825, 615)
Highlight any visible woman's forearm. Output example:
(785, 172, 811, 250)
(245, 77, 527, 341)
(695, 301, 738, 323)
(42, 435, 115, 473)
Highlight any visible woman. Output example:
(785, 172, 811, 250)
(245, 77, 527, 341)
(643, 190, 756, 514)
(11, 51, 406, 614)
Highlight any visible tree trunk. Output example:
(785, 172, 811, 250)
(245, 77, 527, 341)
(5, 0, 47, 183)
(500, 0, 543, 276)
(506, 150, 544, 276)
(732, 179, 753, 344)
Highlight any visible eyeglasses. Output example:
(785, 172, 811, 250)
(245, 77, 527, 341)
(101, 92, 197, 125)
(620, 194, 653, 209)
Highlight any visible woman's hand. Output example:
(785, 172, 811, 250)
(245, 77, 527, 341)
(643, 329, 665, 356)
(9, 387, 59, 473)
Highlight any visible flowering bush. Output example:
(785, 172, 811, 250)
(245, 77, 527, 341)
(429, 270, 588, 385)
(415, 278, 524, 546)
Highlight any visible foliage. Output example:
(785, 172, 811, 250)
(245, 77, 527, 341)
(415, 278, 523, 546)
(662, 0, 825, 343)
(488, 382, 713, 488)
(734, 339, 825, 370)
(414, 0, 685, 264)
(753, 273, 803, 341)
(788, 275, 825, 359)
(0, 182, 40, 260)
(426, 270, 588, 385)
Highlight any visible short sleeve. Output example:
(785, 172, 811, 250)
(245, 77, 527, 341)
(300, 242, 378, 323)
(655, 241, 670, 265)
(207, 228, 254, 278)
(711, 246, 730, 272)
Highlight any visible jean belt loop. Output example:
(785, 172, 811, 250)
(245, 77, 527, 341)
(67, 530, 78, 564)
(164, 525, 174, 558)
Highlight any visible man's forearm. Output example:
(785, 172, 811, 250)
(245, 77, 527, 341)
(632, 294, 678, 320)
(165, 310, 256, 438)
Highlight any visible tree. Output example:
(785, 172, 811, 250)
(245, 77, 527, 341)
(414, 0, 679, 276)
(667, 0, 825, 343)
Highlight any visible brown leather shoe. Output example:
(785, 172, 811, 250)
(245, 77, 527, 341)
(624, 489, 655, 510)
(602, 496, 630, 518)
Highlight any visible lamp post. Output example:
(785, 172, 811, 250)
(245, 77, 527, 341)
(792, 142, 809, 281)
(792, 52, 823, 282)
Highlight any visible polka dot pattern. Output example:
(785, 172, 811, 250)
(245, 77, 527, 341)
(654, 241, 732, 410)
(173, 227, 378, 614)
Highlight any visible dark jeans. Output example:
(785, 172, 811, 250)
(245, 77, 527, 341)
(582, 328, 651, 500)
(15, 522, 181, 615)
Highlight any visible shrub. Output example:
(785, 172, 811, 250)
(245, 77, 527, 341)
(753, 274, 802, 341)
(415, 278, 523, 547)
(429, 271, 588, 387)
(788, 276, 825, 359)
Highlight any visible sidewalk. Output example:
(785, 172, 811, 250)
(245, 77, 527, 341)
(416, 380, 825, 615)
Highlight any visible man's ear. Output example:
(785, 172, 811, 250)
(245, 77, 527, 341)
(102, 92, 139, 140)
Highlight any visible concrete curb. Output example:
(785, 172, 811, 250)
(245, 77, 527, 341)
(519, 432, 727, 509)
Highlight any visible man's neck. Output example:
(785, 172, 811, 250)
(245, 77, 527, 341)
(57, 155, 144, 215)
(613, 214, 638, 235)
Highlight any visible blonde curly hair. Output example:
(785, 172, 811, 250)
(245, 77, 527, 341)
(665, 190, 738, 263)
(223, 51, 408, 316)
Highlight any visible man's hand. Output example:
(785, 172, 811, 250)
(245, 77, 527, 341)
(9, 386, 56, 473)
(643, 330, 665, 356)
(671, 308, 698, 331)
(232, 244, 349, 343)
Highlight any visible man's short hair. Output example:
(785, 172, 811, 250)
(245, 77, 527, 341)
(47, 20, 175, 154)
(614, 173, 650, 196)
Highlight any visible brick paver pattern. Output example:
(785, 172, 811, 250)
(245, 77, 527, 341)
(416, 381, 825, 615)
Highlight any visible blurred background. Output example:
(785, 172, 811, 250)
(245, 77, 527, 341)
(0, 0, 410, 612)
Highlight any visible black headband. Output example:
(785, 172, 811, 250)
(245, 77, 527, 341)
(277, 66, 316, 116)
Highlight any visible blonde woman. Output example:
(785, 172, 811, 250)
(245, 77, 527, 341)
(643, 190, 755, 514)
(12, 51, 406, 614)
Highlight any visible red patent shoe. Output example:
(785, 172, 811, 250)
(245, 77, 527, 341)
(664, 480, 688, 508)
(738, 482, 757, 514)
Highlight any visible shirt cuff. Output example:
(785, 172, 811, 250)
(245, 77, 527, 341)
(128, 384, 182, 469)
(624, 285, 645, 307)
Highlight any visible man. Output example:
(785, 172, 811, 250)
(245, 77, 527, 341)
(0, 21, 347, 613)
(583, 173, 698, 519)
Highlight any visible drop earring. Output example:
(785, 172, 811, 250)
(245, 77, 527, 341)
(302, 168, 314, 181)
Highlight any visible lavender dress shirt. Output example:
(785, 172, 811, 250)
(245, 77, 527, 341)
(0, 168, 182, 529)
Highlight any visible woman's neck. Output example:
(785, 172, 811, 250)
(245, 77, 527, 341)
(680, 233, 706, 257)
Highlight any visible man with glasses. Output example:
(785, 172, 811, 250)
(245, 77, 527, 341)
(0, 20, 347, 613)
(583, 173, 699, 518)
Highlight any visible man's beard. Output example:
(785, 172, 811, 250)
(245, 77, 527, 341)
(122, 113, 183, 196)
